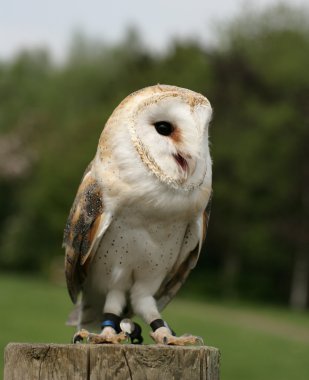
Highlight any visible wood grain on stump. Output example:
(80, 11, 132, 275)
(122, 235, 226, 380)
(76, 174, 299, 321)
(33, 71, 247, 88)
(4, 343, 220, 380)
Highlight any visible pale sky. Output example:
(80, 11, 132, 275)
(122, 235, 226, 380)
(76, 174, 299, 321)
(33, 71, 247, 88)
(0, 0, 308, 61)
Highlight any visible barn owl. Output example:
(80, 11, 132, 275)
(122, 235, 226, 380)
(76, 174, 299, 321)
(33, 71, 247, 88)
(63, 84, 213, 345)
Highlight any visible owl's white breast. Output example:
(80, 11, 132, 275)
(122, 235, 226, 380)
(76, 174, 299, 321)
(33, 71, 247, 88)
(84, 209, 188, 300)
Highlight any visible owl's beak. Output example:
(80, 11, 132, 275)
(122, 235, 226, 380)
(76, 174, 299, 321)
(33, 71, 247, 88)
(174, 153, 188, 172)
(173, 153, 196, 179)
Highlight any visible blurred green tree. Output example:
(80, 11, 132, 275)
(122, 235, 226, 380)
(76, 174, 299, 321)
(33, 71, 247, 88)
(206, 4, 309, 308)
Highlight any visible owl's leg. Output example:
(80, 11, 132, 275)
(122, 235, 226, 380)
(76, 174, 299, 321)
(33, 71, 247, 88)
(87, 289, 128, 344)
(75, 290, 143, 344)
(130, 286, 203, 346)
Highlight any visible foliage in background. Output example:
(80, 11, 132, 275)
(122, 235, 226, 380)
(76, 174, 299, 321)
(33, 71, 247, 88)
(0, 5, 308, 308)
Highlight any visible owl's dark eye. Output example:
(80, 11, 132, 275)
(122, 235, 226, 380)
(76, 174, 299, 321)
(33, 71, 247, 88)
(154, 121, 174, 136)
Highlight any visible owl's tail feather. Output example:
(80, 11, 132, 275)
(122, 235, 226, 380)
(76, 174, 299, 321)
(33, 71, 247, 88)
(66, 301, 103, 332)
(66, 302, 81, 326)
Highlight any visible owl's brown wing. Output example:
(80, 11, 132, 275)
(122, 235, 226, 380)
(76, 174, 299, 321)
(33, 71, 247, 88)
(63, 161, 112, 303)
(155, 191, 212, 311)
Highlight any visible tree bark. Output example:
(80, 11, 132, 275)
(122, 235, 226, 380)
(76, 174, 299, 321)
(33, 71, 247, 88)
(290, 251, 308, 310)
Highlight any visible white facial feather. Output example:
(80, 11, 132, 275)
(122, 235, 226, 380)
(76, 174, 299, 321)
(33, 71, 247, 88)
(95, 85, 212, 216)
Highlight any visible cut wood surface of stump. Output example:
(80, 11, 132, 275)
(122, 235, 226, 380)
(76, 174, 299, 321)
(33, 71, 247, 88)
(4, 342, 220, 380)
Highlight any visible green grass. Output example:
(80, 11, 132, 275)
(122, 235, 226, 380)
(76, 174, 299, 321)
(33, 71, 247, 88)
(1, 274, 309, 379)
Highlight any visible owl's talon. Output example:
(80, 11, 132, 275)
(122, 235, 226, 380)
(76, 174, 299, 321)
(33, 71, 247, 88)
(86, 333, 99, 344)
(72, 327, 127, 344)
(151, 326, 204, 346)
(73, 335, 83, 344)
(86, 330, 127, 344)
(72, 329, 90, 344)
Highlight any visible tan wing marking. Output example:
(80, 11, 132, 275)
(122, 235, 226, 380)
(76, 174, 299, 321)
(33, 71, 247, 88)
(155, 243, 200, 311)
(63, 162, 104, 303)
(203, 190, 212, 241)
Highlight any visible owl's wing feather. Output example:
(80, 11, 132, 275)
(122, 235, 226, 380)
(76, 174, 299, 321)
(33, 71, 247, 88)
(155, 191, 212, 311)
(63, 161, 111, 303)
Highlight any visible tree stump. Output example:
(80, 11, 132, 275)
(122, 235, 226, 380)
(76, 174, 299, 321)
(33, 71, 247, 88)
(4, 343, 220, 379)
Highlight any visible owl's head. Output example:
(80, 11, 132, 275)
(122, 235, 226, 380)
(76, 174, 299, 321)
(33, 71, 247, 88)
(102, 85, 212, 193)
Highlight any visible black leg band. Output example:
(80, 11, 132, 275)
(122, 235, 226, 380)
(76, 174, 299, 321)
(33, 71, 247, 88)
(150, 319, 176, 336)
(101, 313, 121, 333)
(150, 319, 167, 332)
